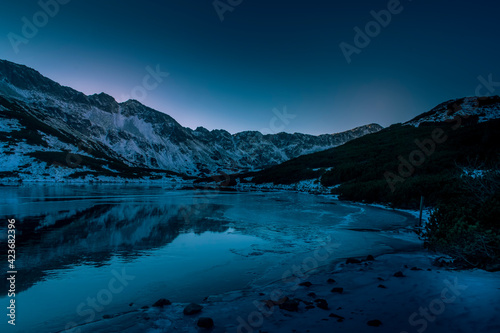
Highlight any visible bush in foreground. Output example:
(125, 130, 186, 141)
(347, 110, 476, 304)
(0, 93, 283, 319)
(424, 171, 500, 271)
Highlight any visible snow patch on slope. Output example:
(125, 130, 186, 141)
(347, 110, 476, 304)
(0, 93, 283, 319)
(406, 96, 500, 127)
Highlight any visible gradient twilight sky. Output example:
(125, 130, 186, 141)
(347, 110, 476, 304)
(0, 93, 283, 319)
(0, 0, 499, 135)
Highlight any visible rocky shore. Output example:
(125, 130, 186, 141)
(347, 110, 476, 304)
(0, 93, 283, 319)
(68, 251, 500, 333)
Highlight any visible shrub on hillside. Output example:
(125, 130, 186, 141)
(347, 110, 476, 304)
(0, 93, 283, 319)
(424, 171, 500, 271)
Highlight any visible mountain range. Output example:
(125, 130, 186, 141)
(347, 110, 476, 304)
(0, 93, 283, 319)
(210, 95, 500, 208)
(0, 59, 382, 182)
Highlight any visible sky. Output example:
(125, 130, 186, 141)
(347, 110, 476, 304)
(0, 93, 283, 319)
(0, 0, 499, 135)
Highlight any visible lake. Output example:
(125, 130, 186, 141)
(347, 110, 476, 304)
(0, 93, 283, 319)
(0, 184, 420, 332)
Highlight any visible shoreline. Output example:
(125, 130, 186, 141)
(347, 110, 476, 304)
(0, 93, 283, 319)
(60, 250, 500, 333)
(5, 184, 487, 333)
(63, 195, 440, 333)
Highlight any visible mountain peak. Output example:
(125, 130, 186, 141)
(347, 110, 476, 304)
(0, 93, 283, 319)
(120, 99, 144, 106)
(405, 96, 500, 126)
(0, 59, 390, 180)
(0, 58, 86, 103)
(90, 92, 116, 103)
(0, 59, 56, 91)
(87, 92, 120, 113)
(331, 123, 383, 136)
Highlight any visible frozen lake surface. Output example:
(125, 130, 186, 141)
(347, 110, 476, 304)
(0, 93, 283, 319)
(0, 185, 420, 332)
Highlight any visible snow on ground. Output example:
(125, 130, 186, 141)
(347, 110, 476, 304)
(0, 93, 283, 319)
(235, 178, 331, 194)
(406, 96, 500, 127)
(0, 123, 188, 184)
(460, 168, 498, 179)
(361, 202, 433, 226)
(0, 117, 22, 131)
(234, 182, 431, 227)
(40, 132, 96, 158)
(73, 251, 500, 333)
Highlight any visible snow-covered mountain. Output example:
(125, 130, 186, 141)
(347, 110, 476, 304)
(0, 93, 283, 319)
(405, 96, 500, 127)
(0, 59, 382, 182)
